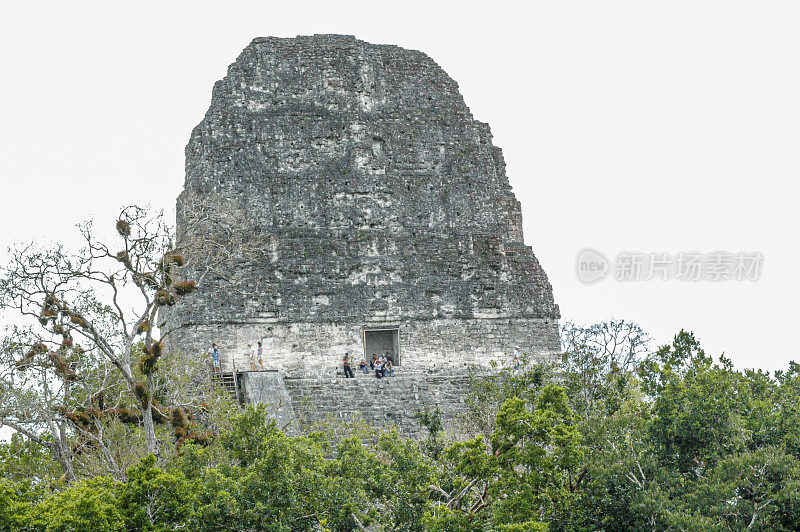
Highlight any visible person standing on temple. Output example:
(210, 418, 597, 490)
(208, 343, 221, 374)
(248, 343, 257, 371)
(257, 341, 264, 370)
(343, 352, 354, 378)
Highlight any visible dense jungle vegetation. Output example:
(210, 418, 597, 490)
(2, 324, 800, 531)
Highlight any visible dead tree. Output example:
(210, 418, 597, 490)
(560, 319, 651, 414)
(0, 206, 194, 460)
(0, 323, 134, 481)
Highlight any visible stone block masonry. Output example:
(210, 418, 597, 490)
(239, 371, 295, 429)
(169, 317, 558, 378)
(165, 34, 561, 431)
(241, 370, 479, 436)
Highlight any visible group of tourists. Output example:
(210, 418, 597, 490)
(342, 352, 395, 379)
(210, 343, 520, 376)
(206, 342, 264, 373)
(209, 343, 398, 379)
(248, 342, 264, 371)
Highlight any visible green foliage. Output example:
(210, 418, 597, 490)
(643, 332, 743, 474)
(35, 477, 124, 532)
(462, 360, 553, 438)
(415, 407, 444, 459)
(120, 455, 195, 531)
(0, 433, 61, 486)
(2, 322, 800, 531)
(377, 430, 435, 529)
(489, 386, 583, 529)
(0, 479, 41, 531)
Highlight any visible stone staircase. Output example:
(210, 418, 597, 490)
(281, 371, 473, 434)
(210, 366, 483, 436)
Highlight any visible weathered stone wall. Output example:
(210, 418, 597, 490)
(238, 371, 295, 428)
(166, 34, 561, 379)
(284, 373, 476, 435)
(169, 317, 558, 377)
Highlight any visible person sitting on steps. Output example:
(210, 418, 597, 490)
(359, 359, 369, 373)
(385, 359, 395, 377)
(374, 356, 384, 379)
(370, 354, 377, 371)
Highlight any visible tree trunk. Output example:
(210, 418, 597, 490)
(51, 440, 76, 483)
(142, 402, 159, 457)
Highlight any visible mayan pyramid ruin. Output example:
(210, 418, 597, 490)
(165, 35, 560, 430)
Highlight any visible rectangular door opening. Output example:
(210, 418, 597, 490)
(363, 328, 400, 366)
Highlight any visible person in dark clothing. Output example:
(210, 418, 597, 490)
(343, 352, 354, 378)
(370, 354, 378, 370)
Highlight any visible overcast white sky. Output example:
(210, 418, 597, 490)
(1, 1, 798, 371)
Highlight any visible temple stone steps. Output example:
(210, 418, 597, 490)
(281, 372, 474, 434)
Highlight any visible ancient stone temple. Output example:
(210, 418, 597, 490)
(166, 35, 560, 431)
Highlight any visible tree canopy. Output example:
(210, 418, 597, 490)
(2, 326, 799, 531)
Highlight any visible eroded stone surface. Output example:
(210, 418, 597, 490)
(167, 34, 560, 380)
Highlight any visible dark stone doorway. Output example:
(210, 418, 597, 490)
(363, 328, 400, 366)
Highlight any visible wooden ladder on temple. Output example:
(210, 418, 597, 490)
(210, 360, 242, 404)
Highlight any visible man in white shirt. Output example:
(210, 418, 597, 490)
(248, 343, 257, 371)
(378, 354, 389, 377)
